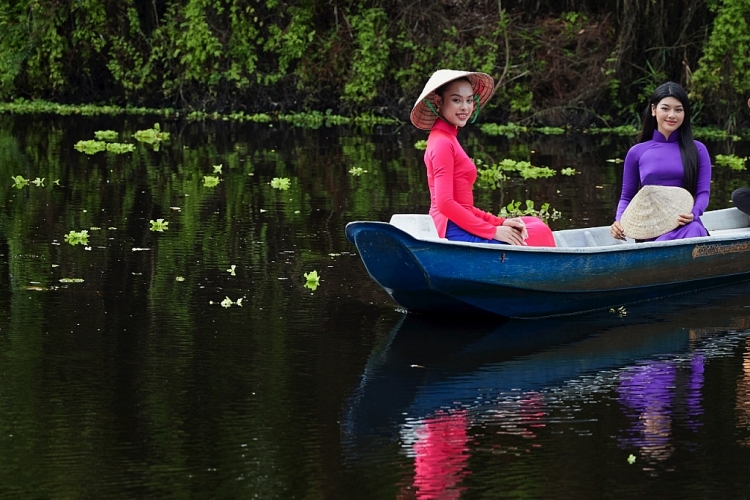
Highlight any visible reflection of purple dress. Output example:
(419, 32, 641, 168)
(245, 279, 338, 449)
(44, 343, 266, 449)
(618, 362, 676, 451)
(618, 358, 705, 455)
(616, 130, 711, 240)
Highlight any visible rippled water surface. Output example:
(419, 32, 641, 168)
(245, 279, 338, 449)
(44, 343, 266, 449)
(2, 114, 750, 499)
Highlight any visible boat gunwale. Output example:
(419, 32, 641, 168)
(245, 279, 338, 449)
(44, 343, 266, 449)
(346, 220, 750, 255)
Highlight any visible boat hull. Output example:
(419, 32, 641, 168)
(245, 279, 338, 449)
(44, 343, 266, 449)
(346, 219, 750, 318)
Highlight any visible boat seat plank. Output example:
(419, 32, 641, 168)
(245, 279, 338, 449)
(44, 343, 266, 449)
(701, 207, 750, 231)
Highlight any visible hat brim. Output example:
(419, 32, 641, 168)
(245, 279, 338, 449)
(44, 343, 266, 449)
(620, 185, 694, 240)
(410, 70, 495, 130)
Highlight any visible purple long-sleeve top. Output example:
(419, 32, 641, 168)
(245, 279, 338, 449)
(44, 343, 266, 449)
(615, 130, 711, 240)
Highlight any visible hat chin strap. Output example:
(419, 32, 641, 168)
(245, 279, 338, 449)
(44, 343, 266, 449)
(425, 99, 439, 116)
(470, 94, 480, 123)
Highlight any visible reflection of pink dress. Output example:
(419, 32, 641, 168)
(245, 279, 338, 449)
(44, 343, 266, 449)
(411, 410, 470, 499)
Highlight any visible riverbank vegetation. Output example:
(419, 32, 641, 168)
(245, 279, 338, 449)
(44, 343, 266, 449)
(1, 0, 749, 130)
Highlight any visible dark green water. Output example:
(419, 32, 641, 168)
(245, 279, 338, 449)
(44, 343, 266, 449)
(1, 114, 750, 499)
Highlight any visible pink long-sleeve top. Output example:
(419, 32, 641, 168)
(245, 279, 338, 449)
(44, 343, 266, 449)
(425, 119, 504, 239)
(615, 130, 711, 222)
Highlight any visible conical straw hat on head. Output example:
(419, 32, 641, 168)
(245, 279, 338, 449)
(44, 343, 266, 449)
(620, 185, 694, 240)
(410, 70, 495, 130)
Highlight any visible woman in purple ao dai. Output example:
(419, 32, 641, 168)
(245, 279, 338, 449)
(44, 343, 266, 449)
(610, 82, 711, 241)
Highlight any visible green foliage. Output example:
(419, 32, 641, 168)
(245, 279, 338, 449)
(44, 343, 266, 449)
(270, 177, 291, 190)
(476, 158, 556, 189)
(481, 122, 529, 138)
(476, 158, 508, 189)
(691, 0, 750, 126)
(134, 123, 170, 145)
(343, 8, 391, 105)
(498, 200, 561, 224)
(74, 139, 134, 154)
(304, 270, 320, 291)
(150, 219, 170, 232)
(11, 175, 28, 189)
(714, 154, 748, 171)
(74, 140, 107, 154)
(693, 126, 742, 141)
(94, 130, 118, 141)
(64, 230, 89, 246)
(585, 124, 638, 136)
(264, 5, 314, 86)
(203, 175, 220, 187)
(495, 158, 556, 180)
(0, 0, 746, 128)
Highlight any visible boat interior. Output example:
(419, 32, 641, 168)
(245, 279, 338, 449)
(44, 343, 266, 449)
(388, 208, 750, 249)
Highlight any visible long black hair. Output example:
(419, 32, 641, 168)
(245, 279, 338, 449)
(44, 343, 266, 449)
(636, 81, 699, 196)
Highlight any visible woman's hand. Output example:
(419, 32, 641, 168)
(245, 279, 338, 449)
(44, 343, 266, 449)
(677, 212, 694, 226)
(494, 218, 527, 245)
(610, 220, 626, 240)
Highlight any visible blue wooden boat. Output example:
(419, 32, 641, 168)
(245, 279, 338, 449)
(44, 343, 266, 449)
(345, 207, 750, 318)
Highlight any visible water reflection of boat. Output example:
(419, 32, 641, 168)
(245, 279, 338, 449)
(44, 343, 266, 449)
(345, 208, 750, 318)
(341, 282, 750, 445)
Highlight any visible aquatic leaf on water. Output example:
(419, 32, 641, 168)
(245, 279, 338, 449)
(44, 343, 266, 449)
(64, 230, 89, 246)
(149, 219, 169, 232)
(270, 177, 291, 190)
(203, 176, 220, 187)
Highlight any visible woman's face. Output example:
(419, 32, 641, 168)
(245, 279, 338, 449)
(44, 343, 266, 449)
(435, 80, 476, 128)
(651, 96, 684, 139)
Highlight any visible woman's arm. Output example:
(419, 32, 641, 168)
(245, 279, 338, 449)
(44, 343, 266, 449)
(692, 141, 711, 218)
(615, 146, 642, 220)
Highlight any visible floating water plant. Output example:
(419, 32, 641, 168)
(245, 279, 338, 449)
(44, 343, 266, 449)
(270, 177, 291, 190)
(94, 130, 118, 141)
(560, 168, 577, 176)
(134, 123, 170, 145)
(349, 167, 367, 176)
(627, 454, 636, 464)
(609, 305, 627, 317)
(149, 219, 169, 232)
(414, 139, 427, 150)
(175, 276, 185, 282)
(59, 278, 84, 283)
(106, 142, 135, 154)
(217, 296, 243, 308)
(74, 139, 107, 154)
(714, 154, 748, 171)
(213, 164, 223, 174)
(64, 230, 89, 246)
(203, 176, 220, 187)
(498, 200, 561, 223)
(11, 176, 28, 189)
(477, 158, 555, 186)
(476, 159, 508, 189)
(304, 270, 320, 291)
(227, 265, 236, 276)
(74, 139, 133, 154)
(505, 159, 555, 180)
